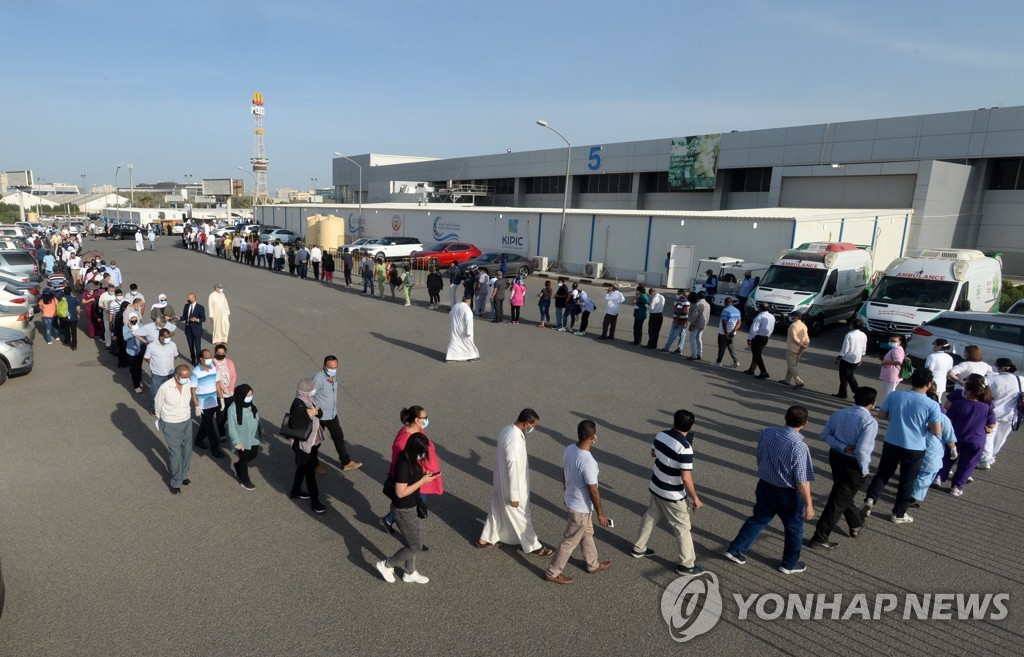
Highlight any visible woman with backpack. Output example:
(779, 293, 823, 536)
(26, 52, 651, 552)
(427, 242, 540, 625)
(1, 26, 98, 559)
(375, 432, 439, 585)
(59, 287, 81, 351)
(39, 290, 59, 345)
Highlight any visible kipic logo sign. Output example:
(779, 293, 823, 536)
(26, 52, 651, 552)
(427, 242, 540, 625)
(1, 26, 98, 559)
(501, 217, 525, 249)
(660, 572, 723, 643)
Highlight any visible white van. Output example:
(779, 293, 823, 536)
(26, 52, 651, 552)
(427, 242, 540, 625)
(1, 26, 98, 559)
(745, 242, 872, 335)
(859, 249, 1002, 346)
(690, 257, 770, 307)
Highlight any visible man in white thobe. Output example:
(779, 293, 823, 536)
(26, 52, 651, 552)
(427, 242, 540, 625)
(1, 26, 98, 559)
(446, 294, 479, 362)
(208, 284, 231, 344)
(478, 410, 551, 555)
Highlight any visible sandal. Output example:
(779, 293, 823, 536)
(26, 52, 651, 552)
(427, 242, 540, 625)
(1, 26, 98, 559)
(532, 546, 555, 557)
(476, 540, 498, 549)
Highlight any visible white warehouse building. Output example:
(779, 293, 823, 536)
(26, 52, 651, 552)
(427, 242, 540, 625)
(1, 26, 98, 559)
(313, 105, 1024, 275)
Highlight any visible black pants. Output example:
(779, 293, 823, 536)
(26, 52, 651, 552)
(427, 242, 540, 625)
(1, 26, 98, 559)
(566, 310, 578, 329)
(812, 449, 866, 541)
(865, 442, 925, 518)
(312, 262, 320, 280)
(61, 317, 78, 349)
(493, 300, 504, 322)
(186, 331, 202, 365)
(430, 291, 441, 305)
(216, 398, 234, 437)
(344, 267, 352, 286)
(233, 247, 240, 261)
(579, 310, 590, 333)
(321, 416, 352, 466)
(837, 360, 860, 397)
(292, 444, 321, 501)
(717, 333, 738, 364)
(510, 305, 521, 322)
(129, 352, 144, 388)
(748, 335, 769, 374)
(646, 313, 663, 348)
(195, 407, 221, 452)
(234, 446, 259, 484)
(601, 314, 618, 339)
(632, 317, 645, 345)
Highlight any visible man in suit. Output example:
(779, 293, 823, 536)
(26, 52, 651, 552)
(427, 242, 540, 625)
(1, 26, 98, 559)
(181, 293, 206, 365)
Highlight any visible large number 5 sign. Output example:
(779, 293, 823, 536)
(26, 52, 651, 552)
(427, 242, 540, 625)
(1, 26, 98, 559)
(587, 145, 603, 170)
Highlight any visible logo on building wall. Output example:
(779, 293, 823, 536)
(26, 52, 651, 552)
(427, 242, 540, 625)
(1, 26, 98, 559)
(501, 217, 525, 248)
(432, 216, 460, 241)
(347, 213, 363, 235)
(391, 215, 402, 232)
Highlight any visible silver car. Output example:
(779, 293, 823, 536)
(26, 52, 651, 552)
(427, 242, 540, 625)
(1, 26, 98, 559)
(906, 311, 1024, 371)
(0, 326, 33, 384)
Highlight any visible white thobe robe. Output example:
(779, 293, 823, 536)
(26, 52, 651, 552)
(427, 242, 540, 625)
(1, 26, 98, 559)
(479, 424, 541, 552)
(135, 231, 144, 251)
(446, 301, 479, 362)
(208, 290, 231, 344)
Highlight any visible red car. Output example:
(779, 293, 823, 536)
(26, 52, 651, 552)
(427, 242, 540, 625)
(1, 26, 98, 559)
(410, 242, 481, 268)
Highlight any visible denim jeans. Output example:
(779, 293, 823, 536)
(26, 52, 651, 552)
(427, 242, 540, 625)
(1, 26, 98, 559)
(555, 307, 565, 327)
(728, 480, 805, 569)
(688, 327, 703, 358)
(664, 323, 685, 351)
(43, 316, 57, 343)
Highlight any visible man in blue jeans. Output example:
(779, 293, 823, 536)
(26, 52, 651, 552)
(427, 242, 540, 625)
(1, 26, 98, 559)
(724, 406, 815, 574)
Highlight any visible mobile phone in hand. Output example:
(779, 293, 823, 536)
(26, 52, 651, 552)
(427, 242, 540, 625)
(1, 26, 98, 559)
(606, 518, 615, 528)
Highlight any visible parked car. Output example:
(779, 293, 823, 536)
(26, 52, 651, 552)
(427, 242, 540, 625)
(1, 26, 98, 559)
(338, 237, 375, 253)
(260, 228, 300, 244)
(171, 223, 185, 235)
(0, 250, 40, 281)
(69, 222, 84, 235)
(906, 311, 1024, 372)
(369, 236, 423, 260)
(0, 272, 41, 309)
(0, 226, 27, 239)
(1005, 299, 1024, 316)
(0, 325, 34, 384)
(106, 223, 142, 240)
(410, 242, 482, 268)
(459, 252, 533, 278)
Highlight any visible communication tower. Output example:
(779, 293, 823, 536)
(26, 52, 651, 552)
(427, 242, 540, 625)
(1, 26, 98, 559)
(250, 91, 270, 205)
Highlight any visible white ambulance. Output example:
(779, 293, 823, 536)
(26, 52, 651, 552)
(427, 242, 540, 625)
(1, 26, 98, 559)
(745, 242, 872, 335)
(690, 256, 770, 307)
(859, 249, 1002, 346)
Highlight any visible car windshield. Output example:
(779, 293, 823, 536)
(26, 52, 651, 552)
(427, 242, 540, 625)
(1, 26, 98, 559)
(869, 276, 959, 310)
(758, 265, 826, 293)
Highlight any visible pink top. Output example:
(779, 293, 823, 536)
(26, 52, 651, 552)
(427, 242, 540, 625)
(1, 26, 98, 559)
(879, 346, 905, 382)
(510, 282, 526, 306)
(391, 426, 444, 495)
(214, 357, 237, 394)
(40, 299, 57, 318)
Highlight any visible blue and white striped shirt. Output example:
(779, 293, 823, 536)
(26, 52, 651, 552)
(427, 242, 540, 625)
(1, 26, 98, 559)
(649, 429, 694, 501)
(756, 426, 814, 489)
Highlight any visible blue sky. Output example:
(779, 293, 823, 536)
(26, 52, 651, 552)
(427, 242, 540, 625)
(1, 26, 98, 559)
(4, 0, 1023, 192)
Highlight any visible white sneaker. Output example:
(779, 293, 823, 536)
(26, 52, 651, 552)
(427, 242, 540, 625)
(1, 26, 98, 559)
(891, 514, 914, 524)
(933, 476, 943, 487)
(375, 560, 396, 583)
(976, 462, 992, 470)
(557, 327, 567, 332)
(950, 486, 964, 497)
(402, 571, 430, 584)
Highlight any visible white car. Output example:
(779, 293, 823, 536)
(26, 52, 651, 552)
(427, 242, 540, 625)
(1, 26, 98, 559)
(366, 236, 423, 260)
(906, 311, 1024, 372)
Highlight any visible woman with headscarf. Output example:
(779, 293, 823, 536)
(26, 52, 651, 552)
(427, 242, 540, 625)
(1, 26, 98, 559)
(114, 300, 131, 367)
(509, 275, 526, 325)
(123, 312, 145, 392)
(375, 433, 438, 585)
(82, 282, 103, 339)
(150, 294, 178, 322)
(287, 378, 326, 514)
(227, 384, 263, 490)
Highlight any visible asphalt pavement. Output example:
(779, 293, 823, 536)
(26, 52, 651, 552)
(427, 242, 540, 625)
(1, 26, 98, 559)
(0, 241, 1021, 656)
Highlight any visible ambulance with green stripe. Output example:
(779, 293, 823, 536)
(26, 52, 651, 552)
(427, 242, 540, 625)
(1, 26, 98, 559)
(858, 248, 1002, 348)
(743, 242, 872, 336)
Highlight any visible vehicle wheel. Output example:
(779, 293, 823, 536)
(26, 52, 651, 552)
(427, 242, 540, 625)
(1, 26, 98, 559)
(808, 317, 825, 337)
(518, 265, 530, 278)
(0, 359, 8, 386)
(114, 233, 122, 240)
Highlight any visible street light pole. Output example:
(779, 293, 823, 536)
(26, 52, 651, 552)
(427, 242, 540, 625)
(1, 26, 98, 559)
(536, 120, 572, 269)
(332, 152, 362, 223)
(237, 167, 256, 215)
(114, 165, 121, 223)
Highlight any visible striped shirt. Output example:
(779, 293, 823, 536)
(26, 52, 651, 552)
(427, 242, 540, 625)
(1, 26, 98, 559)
(649, 429, 694, 501)
(756, 426, 814, 489)
(190, 364, 220, 410)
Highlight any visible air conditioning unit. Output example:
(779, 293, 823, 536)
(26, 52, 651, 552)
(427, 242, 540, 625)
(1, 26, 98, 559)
(584, 261, 604, 278)
(530, 256, 550, 272)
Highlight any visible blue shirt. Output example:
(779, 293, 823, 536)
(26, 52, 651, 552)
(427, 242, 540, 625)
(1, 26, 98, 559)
(65, 296, 80, 321)
(311, 369, 338, 421)
(879, 390, 943, 451)
(719, 305, 741, 334)
(738, 277, 757, 297)
(820, 405, 878, 475)
(190, 365, 220, 410)
(756, 426, 814, 489)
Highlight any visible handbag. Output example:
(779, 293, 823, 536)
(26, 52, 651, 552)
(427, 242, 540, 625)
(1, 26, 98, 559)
(416, 495, 429, 519)
(278, 412, 311, 441)
(1013, 375, 1023, 432)
(382, 473, 398, 503)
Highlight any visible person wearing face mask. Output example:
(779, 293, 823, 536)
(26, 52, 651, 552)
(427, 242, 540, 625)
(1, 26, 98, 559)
(375, 433, 438, 585)
(145, 328, 179, 414)
(287, 377, 327, 514)
(155, 364, 197, 494)
(227, 384, 263, 491)
(310, 355, 361, 475)
(113, 299, 131, 366)
(123, 312, 147, 393)
(207, 284, 230, 345)
(191, 349, 226, 459)
(477, 409, 554, 556)
(180, 293, 206, 366)
(149, 293, 179, 323)
(878, 334, 906, 404)
(213, 343, 238, 437)
(381, 406, 444, 534)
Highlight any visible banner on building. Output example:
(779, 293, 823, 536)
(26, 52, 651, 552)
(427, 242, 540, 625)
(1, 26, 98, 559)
(668, 134, 722, 190)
